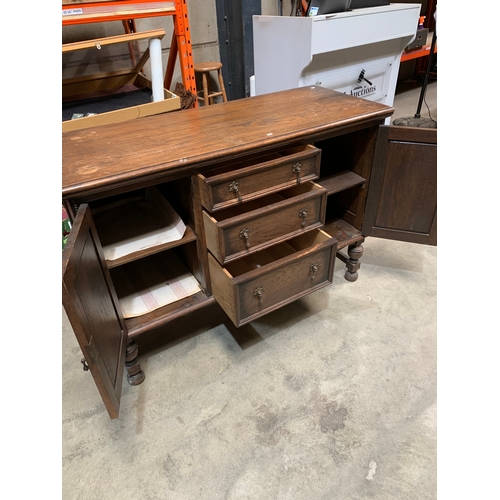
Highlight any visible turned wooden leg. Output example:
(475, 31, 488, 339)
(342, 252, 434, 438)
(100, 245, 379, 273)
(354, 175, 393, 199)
(125, 340, 145, 386)
(345, 241, 364, 282)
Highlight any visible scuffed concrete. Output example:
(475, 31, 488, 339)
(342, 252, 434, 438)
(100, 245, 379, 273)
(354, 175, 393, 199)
(63, 237, 436, 500)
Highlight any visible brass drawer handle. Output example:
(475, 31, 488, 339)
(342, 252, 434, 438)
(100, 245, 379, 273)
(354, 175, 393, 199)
(239, 228, 250, 248)
(254, 286, 263, 299)
(310, 263, 319, 278)
(299, 208, 308, 228)
(229, 181, 242, 203)
(292, 162, 302, 184)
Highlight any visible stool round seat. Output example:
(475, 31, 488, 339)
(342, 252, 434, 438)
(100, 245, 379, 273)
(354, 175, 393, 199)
(193, 61, 228, 106)
(193, 61, 223, 73)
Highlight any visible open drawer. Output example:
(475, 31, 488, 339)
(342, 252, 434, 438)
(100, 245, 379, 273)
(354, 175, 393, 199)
(197, 144, 321, 212)
(208, 229, 337, 327)
(203, 181, 327, 264)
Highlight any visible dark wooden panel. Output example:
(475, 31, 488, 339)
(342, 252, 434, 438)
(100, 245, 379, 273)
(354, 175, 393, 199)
(62, 204, 127, 419)
(363, 125, 437, 245)
(379, 143, 435, 231)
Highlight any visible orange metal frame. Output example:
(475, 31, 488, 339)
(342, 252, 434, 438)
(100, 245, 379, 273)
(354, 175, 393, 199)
(62, 0, 197, 98)
(401, 42, 437, 63)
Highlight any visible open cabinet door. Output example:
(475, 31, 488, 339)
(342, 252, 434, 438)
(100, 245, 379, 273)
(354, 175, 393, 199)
(62, 204, 128, 419)
(363, 125, 437, 245)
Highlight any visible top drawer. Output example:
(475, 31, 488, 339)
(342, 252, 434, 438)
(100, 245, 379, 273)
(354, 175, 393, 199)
(196, 144, 321, 212)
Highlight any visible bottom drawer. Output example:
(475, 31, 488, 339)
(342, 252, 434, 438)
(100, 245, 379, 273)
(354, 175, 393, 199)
(208, 229, 337, 327)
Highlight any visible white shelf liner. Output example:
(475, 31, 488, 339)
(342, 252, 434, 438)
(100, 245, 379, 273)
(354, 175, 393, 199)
(112, 251, 201, 318)
(94, 187, 186, 262)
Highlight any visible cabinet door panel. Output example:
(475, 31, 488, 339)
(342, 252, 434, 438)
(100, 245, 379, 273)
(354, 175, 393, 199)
(62, 204, 127, 419)
(363, 125, 437, 245)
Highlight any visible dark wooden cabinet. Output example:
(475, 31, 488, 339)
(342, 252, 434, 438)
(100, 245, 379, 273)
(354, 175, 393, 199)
(62, 86, 436, 418)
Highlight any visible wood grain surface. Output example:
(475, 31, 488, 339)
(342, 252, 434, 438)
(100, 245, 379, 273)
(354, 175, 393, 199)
(62, 86, 393, 199)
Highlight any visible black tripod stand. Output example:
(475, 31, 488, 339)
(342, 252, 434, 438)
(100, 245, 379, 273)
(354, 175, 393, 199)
(393, 27, 437, 128)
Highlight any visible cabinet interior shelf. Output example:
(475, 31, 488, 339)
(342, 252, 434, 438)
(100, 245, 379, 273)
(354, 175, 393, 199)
(320, 171, 366, 195)
(126, 290, 216, 338)
(323, 218, 363, 250)
(106, 225, 197, 269)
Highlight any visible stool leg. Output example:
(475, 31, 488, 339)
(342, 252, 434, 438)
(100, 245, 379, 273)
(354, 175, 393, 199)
(201, 72, 209, 106)
(208, 75, 215, 105)
(218, 69, 228, 102)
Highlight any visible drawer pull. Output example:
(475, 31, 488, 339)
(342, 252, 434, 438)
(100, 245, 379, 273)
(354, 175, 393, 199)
(229, 181, 242, 203)
(239, 228, 250, 248)
(310, 263, 319, 278)
(299, 208, 308, 228)
(254, 286, 263, 299)
(292, 163, 302, 184)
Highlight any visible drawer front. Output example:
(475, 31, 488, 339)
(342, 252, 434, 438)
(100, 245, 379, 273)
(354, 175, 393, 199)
(238, 244, 334, 324)
(198, 145, 321, 212)
(207, 232, 337, 327)
(204, 186, 327, 264)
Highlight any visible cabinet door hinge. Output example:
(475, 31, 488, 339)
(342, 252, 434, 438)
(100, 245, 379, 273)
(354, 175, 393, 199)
(84, 341, 99, 367)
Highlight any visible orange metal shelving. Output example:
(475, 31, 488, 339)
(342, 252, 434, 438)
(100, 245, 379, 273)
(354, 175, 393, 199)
(62, 0, 197, 97)
(401, 41, 437, 63)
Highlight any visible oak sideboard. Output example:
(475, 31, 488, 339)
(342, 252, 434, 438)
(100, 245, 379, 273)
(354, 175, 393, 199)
(62, 86, 436, 418)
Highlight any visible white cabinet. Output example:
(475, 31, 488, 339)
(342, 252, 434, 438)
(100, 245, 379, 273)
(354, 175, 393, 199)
(251, 4, 420, 122)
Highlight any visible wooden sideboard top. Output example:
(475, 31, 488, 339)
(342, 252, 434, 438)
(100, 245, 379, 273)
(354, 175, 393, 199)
(62, 86, 393, 199)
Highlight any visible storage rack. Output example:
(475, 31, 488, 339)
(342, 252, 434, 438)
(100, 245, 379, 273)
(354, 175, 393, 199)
(62, 0, 196, 97)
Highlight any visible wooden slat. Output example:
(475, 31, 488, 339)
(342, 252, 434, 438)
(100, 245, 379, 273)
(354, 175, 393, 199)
(322, 218, 362, 250)
(62, 29, 165, 53)
(62, 71, 138, 99)
(105, 226, 197, 269)
(126, 291, 216, 338)
(64, 0, 124, 4)
(62, 1, 175, 25)
(320, 171, 366, 195)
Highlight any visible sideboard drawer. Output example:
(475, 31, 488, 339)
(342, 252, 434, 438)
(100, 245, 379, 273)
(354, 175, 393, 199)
(203, 182, 327, 264)
(197, 144, 321, 212)
(208, 229, 337, 327)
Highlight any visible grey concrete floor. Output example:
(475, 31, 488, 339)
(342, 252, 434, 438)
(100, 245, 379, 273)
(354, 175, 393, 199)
(62, 80, 437, 499)
(391, 79, 437, 125)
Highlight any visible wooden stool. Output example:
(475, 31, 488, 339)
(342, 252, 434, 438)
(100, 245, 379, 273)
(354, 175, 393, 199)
(193, 61, 228, 105)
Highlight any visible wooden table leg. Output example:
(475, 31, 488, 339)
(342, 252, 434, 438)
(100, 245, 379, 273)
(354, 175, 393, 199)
(344, 240, 364, 282)
(125, 340, 145, 385)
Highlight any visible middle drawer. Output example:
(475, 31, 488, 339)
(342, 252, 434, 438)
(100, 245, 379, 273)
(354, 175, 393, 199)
(203, 182, 327, 265)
